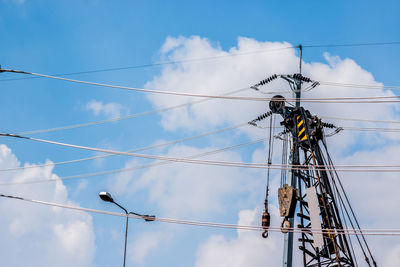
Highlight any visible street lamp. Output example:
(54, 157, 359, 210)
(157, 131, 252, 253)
(99, 192, 155, 267)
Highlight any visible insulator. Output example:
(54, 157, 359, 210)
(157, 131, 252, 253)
(254, 74, 278, 87)
(254, 111, 272, 122)
(293, 73, 312, 83)
(322, 122, 336, 128)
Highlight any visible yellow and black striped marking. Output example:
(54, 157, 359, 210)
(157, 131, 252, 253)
(296, 115, 308, 141)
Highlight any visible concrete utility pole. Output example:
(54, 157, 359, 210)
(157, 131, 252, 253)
(282, 45, 302, 267)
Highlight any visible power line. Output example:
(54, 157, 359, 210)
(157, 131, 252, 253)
(0, 138, 266, 186)
(0, 193, 399, 236)
(5, 122, 400, 174)
(1, 41, 399, 83)
(319, 81, 400, 91)
(14, 106, 400, 137)
(0, 68, 283, 101)
(0, 46, 294, 82)
(17, 87, 252, 135)
(3, 69, 400, 103)
(303, 41, 400, 48)
(16, 93, 399, 136)
(321, 116, 400, 125)
(0, 123, 249, 172)
(341, 126, 400, 132)
(3, 132, 400, 173)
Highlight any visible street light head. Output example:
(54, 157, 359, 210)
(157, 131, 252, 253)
(99, 191, 114, 203)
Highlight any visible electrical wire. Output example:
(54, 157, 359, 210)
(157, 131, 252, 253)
(302, 41, 400, 48)
(3, 132, 400, 172)
(1, 41, 399, 83)
(16, 87, 250, 135)
(318, 81, 400, 90)
(342, 126, 400, 132)
(0, 193, 399, 236)
(0, 138, 266, 186)
(321, 116, 400, 125)
(319, 82, 398, 89)
(248, 124, 400, 133)
(2, 69, 400, 103)
(0, 123, 248, 172)
(3, 122, 399, 174)
(0, 46, 295, 82)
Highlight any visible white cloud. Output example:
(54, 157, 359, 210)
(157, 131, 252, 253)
(86, 100, 128, 119)
(195, 207, 283, 267)
(105, 143, 267, 264)
(74, 179, 89, 194)
(139, 36, 400, 265)
(129, 231, 163, 264)
(145, 36, 297, 134)
(385, 244, 400, 267)
(0, 144, 96, 267)
(145, 36, 398, 143)
(128, 144, 264, 218)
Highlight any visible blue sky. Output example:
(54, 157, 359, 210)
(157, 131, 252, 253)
(1, 1, 400, 266)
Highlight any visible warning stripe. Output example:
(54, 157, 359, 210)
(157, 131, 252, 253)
(296, 115, 308, 141)
(297, 120, 304, 128)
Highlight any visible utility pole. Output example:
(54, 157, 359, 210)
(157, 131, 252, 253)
(250, 44, 375, 267)
(282, 44, 302, 267)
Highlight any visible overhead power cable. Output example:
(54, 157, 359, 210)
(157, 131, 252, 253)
(341, 126, 400, 132)
(0, 138, 266, 186)
(17, 87, 251, 135)
(19, 94, 400, 137)
(5, 123, 400, 174)
(302, 41, 400, 48)
(321, 116, 400, 125)
(0, 123, 248, 172)
(1, 41, 399, 83)
(318, 81, 400, 91)
(249, 124, 400, 133)
(2, 69, 400, 103)
(0, 46, 294, 82)
(3, 132, 400, 172)
(1, 193, 399, 236)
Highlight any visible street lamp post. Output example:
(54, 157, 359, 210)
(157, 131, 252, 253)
(99, 192, 155, 267)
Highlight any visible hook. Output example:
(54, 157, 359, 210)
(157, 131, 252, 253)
(262, 230, 269, 238)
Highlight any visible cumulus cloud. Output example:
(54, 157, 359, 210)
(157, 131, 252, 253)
(137, 36, 400, 265)
(129, 231, 164, 264)
(0, 144, 95, 267)
(106, 140, 269, 265)
(145, 36, 298, 134)
(195, 207, 284, 267)
(86, 100, 128, 119)
(123, 144, 265, 218)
